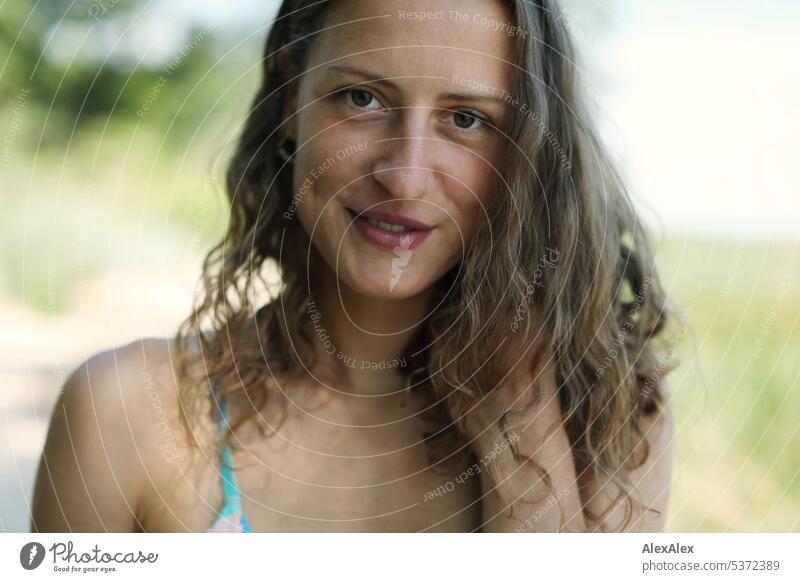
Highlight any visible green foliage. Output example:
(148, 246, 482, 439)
(1, 0, 256, 151)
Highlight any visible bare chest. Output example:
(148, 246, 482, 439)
(143, 393, 482, 532)
(231, 422, 481, 531)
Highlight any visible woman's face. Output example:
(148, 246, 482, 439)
(289, 0, 515, 299)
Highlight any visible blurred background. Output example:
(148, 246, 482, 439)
(1, 0, 798, 532)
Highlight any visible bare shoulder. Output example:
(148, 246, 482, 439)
(578, 381, 675, 532)
(628, 387, 674, 530)
(31, 337, 212, 532)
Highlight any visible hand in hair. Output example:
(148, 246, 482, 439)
(463, 352, 674, 532)
(462, 354, 587, 532)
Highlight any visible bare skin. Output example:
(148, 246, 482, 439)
(31, 337, 482, 532)
(30, 0, 673, 533)
(30, 335, 671, 532)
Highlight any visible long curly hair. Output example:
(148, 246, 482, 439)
(174, 0, 677, 532)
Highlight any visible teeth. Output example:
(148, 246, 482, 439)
(365, 216, 412, 233)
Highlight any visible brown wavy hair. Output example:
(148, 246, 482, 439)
(174, 0, 677, 532)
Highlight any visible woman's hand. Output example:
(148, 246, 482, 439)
(461, 344, 675, 533)
(461, 351, 586, 532)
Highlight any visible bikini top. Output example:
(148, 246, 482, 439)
(205, 381, 252, 533)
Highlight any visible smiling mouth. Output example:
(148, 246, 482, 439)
(346, 208, 434, 231)
(364, 216, 412, 233)
(346, 208, 434, 251)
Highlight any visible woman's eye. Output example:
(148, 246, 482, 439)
(340, 88, 382, 111)
(450, 110, 487, 131)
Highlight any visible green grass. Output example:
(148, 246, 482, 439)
(656, 234, 800, 531)
(0, 126, 228, 312)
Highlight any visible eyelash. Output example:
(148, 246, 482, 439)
(334, 87, 491, 133)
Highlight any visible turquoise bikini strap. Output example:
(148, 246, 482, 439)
(210, 382, 252, 530)
(217, 397, 242, 509)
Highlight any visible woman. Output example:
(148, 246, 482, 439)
(31, 0, 675, 533)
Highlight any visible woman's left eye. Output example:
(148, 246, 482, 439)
(449, 110, 488, 131)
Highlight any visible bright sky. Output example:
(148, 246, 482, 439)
(595, 0, 800, 241)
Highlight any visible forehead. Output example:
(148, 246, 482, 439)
(305, 0, 516, 85)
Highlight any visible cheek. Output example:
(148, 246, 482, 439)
(294, 139, 366, 242)
(295, 118, 368, 207)
(460, 197, 485, 245)
(444, 154, 495, 245)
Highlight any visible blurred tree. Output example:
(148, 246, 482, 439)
(0, 0, 242, 149)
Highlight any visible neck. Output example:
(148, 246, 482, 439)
(305, 255, 435, 397)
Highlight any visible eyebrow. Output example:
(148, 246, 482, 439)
(322, 64, 508, 109)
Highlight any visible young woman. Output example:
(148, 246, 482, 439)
(32, 0, 675, 533)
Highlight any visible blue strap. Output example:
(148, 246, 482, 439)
(217, 398, 239, 507)
(214, 391, 252, 531)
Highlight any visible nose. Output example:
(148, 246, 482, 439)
(371, 110, 436, 201)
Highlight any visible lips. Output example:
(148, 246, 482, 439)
(351, 208, 434, 230)
(347, 208, 434, 251)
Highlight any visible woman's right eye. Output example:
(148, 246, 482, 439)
(337, 88, 383, 111)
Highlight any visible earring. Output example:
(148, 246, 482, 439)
(277, 136, 296, 163)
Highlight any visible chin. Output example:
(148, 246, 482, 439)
(338, 264, 434, 300)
